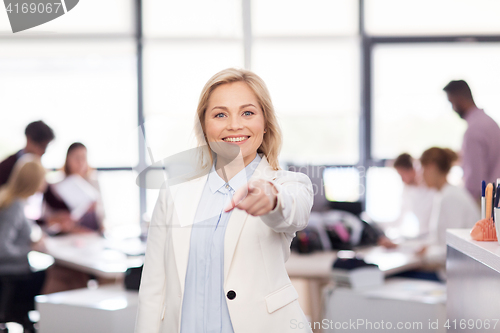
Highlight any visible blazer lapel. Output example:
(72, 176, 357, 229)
(170, 173, 207, 294)
(223, 155, 277, 285)
(168, 154, 278, 291)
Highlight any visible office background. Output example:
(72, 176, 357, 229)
(2, 0, 500, 237)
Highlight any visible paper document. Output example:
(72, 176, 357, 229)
(52, 174, 99, 221)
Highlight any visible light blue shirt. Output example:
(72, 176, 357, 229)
(180, 153, 262, 333)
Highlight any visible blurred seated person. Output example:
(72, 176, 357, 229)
(42, 142, 105, 234)
(0, 155, 47, 332)
(420, 148, 479, 257)
(41, 143, 106, 294)
(392, 153, 436, 238)
(0, 120, 54, 187)
(401, 147, 479, 281)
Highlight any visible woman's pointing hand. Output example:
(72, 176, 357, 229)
(224, 179, 278, 216)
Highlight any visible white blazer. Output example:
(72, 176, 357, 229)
(135, 154, 314, 333)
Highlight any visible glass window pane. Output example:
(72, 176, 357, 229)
(323, 167, 361, 202)
(144, 41, 244, 116)
(365, 167, 402, 223)
(366, 0, 500, 36)
(0, 0, 134, 34)
(280, 115, 358, 165)
(98, 171, 140, 237)
(253, 40, 359, 164)
(143, 41, 243, 158)
(0, 40, 138, 168)
(253, 40, 359, 117)
(253, 0, 358, 36)
(143, 0, 242, 37)
(373, 43, 500, 160)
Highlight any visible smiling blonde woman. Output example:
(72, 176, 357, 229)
(135, 68, 314, 333)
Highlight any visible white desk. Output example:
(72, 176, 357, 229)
(42, 233, 144, 279)
(285, 245, 424, 279)
(447, 229, 500, 333)
(285, 244, 428, 332)
(322, 278, 446, 333)
(36, 284, 138, 333)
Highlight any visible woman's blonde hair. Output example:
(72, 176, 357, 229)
(0, 155, 46, 210)
(194, 68, 282, 170)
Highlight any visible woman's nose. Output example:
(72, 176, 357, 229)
(227, 115, 243, 130)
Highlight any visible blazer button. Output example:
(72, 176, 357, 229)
(227, 290, 236, 300)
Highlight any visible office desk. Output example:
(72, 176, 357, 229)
(285, 244, 427, 331)
(285, 245, 423, 278)
(42, 233, 144, 280)
(447, 229, 500, 333)
(36, 284, 138, 333)
(323, 278, 446, 333)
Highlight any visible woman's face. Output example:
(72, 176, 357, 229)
(204, 81, 266, 165)
(67, 147, 88, 176)
(422, 163, 440, 188)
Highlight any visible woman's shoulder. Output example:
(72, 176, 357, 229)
(269, 168, 313, 189)
(0, 199, 24, 218)
(86, 170, 99, 185)
(442, 184, 477, 207)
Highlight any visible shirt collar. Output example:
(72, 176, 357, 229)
(208, 153, 262, 194)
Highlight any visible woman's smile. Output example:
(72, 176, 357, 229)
(222, 135, 250, 144)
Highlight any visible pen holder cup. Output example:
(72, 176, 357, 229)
(495, 208, 500, 245)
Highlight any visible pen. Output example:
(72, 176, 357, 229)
(494, 184, 500, 223)
(493, 185, 497, 220)
(481, 180, 486, 219)
(485, 183, 493, 219)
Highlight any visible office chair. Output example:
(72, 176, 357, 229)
(0, 271, 45, 333)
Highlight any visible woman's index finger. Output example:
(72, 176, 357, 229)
(223, 183, 250, 212)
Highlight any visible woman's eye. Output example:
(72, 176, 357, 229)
(215, 113, 226, 118)
(243, 111, 254, 116)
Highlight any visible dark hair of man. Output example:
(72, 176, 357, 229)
(443, 80, 473, 100)
(25, 120, 55, 144)
(394, 153, 413, 169)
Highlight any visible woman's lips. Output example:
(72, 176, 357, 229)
(222, 136, 250, 144)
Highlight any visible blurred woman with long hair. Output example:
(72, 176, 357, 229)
(418, 147, 479, 278)
(42, 142, 105, 234)
(0, 155, 46, 332)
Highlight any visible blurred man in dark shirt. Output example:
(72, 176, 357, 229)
(0, 120, 55, 186)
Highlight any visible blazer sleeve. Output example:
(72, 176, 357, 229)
(135, 184, 169, 333)
(259, 170, 313, 238)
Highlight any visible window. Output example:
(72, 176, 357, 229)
(143, 0, 242, 37)
(365, 167, 402, 223)
(99, 171, 141, 236)
(0, 40, 138, 169)
(252, 0, 358, 36)
(372, 43, 500, 160)
(366, 0, 500, 36)
(323, 167, 361, 202)
(3, 0, 499, 228)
